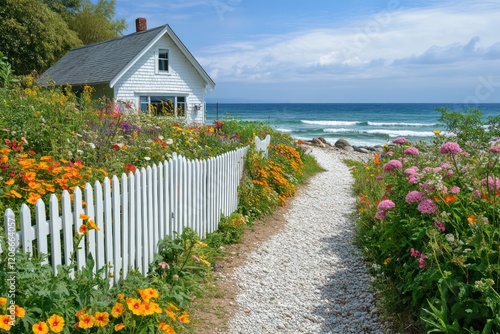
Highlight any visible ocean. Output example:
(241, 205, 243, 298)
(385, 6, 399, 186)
(205, 103, 500, 147)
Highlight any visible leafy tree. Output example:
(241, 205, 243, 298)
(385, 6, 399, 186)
(0, 0, 82, 75)
(67, 0, 127, 45)
(40, 0, 82, 15)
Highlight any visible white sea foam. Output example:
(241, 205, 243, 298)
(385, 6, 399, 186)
(275, 127, 293, 133)
(323, 128, 449, 137)
(367, 122, 437, 127)
(301, 120, 360, 126)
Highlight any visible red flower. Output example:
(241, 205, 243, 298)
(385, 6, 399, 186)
(125, 164, 136, 173)
(112, 144, 120, 150)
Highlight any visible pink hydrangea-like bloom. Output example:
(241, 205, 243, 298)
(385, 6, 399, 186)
(404, 166, 419, 175)
(408, 176, 418, 184)
(405, 191, 426, 204)
(444, 170, 454, 178)
(434, 221, 445, 232)
(422, 167, 432, 173)
(375, 211, 387, 220)
(440, 163, 451, 169)
(440, 142, 462, 154)
(383, 159, 403, 171)
(433, 167, 442, 173)
(481, 176, 500, 190)
(417, 199, 437, 214)
(451, 186, 460, 194)
(404, 147, 419, 156)
(489, 146, 500, 153)
(393, 137, 408, 145)
(377, 199, 396, 211)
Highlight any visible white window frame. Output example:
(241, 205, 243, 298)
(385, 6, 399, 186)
(138, 94, 188, 117)
(155, 48, 170, 74)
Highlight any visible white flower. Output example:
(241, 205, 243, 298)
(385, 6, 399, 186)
(88, 142, 96, 149)
(144, 156, 151, 161)
(77, 149, 83, 154)
(166, 138, 173, 145)
(445, 234, 455, 242)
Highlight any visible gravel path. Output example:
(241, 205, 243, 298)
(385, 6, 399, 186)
(227, 147, 386, 334)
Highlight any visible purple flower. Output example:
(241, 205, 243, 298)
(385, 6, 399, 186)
(489, 145, 500, 153)
(383, 159, 403, 172)
(439, 142, 462, 154)
(417, 199, 437, 214)
(393, 137, 408, 145)
(375, 211, 387, 220)
(451, 186, 460, 194)
(434, 221, 445, 232)
(404, 147, 419, 156)
(405, 191, 426, 204)
(377, 199, 395, 211)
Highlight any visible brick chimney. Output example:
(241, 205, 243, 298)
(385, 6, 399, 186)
(135, 18, 147, 32)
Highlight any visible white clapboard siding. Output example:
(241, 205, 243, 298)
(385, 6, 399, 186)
(2, 142, 261, 283)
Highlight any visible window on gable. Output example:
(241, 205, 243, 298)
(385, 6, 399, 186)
(158, 49, 169, 72)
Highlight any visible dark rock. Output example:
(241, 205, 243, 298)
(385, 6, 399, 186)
(334, 139, 351, 149)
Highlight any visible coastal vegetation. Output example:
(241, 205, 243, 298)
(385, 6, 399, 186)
(348, 109, 500, 333)
(0, 55, 318, 333)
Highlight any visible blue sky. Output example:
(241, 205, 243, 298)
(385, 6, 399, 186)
(114, 0, 500, 103)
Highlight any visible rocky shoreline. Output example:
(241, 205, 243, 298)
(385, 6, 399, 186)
(300, 137, 383, 162)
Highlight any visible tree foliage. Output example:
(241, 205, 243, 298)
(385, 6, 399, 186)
(0, 0, 126, 75)
(0, 0, 82, 75)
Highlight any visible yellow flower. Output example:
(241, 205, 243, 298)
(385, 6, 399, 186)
(47, 314, 65, 333)
(126, 298, 144, 315)
(94, 311, 109, 327)
(467, 215, 476, 225)
(8, 189, 22, 198)
(167, 302, 179, 311)
(14, 305, 25, 318)
(0, 297, 6, 306)
(383, 257, 392, 265)
(78, 314, 94, 329)
(433, 130, 442, 135)
(117, 293, 124, 300)
(115, 323, 125, 331)
(111, 302, 125, 318)
(159, 322, 176, 334)
(0, 315, 12, 331)
(32, 321, 49, 334)
(178, 311, 190, 324)
(4, 179, 14, 185)
(165, 309, 176, 321)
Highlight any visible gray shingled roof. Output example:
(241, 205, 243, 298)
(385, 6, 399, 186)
(39, 25, 167, 86)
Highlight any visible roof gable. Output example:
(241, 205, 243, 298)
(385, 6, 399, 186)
(39, 24, 215, 90)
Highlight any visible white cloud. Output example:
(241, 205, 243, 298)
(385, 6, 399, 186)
(196, 1, 500, 85)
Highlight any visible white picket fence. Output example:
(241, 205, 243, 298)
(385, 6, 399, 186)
(2, 146, 251, 283)
(255, 134, 271, 158)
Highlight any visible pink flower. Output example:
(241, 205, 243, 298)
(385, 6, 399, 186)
(444, 170, 454, 178)
(405, 191, 426, 204)
(159, 261, 170, 269)
(417, 199, 437, 214)
(377, 199, 396, 211)
(383, 159, 403, 172)
(376, 175, 384, 181)
(408, 176, 418, 184)
(393, 137, 408, 145)
(440, 163, 451, 169)
(410, 248, 421, 258)
(489, 145, 500, 153)
(418, 253, 426, 269)
(439, 142, 462, 154)
(375, 211, 387, 220)
(481, 176, 500, 190)
(473, 190, 482, 197)
(404, 166, 419, 175)
(404, 147, 419, 156)
(451, 186, 460, 194)
(434, 221, 445, 232)
(386, 151, 394, 156)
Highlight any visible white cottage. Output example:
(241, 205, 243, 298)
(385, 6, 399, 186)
(39, 18, 215, 123)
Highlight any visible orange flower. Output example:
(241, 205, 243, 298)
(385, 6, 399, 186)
(88, 219, 100, 231)
(142, 302, 155, 316)
(8, 189, 22, 198)
(159, 322, 176, 334)
(111, 302, 125, 318)
(167, 302, 179, 311)
(115, 323, 126, 331)
(79, 213, 90, 220)
(23, 171, 37, 181)
(444, 195, 457, 204)
(4, 178, 14, 185)
(467, 215, 476, 224)
(78, 314, 94, 329)
(178, 311, 190, 324)
(117, 293, 124, 300)
(373, 153, 380, 165)
(79, 224, 89, 234)
(0, 297, 7, 306)
(94, 311, 109, 327)
(138, 288, 159, 301)
(27, 192, 41, 205)
(47, 314, 65, 333)
(32, 321, 49, 334)
(14, 305, 25, 318)
(75, 306, 87, 317)
(0, 315, 12, 331)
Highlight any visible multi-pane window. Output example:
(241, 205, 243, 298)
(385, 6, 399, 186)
(158, 49, 169, 72)
(139, 96, 186, 117)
